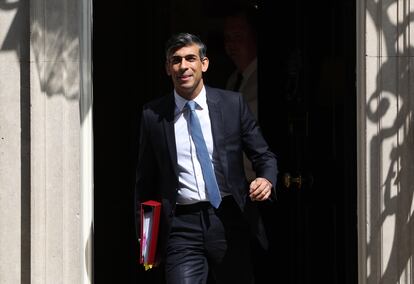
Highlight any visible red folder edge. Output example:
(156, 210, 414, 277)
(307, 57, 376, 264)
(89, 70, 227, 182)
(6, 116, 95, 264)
(140, 200, 161, 269)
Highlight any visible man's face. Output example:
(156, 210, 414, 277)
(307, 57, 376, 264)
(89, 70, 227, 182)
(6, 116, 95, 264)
(166, 43, 209, 99)
(224, 15, 256, 70)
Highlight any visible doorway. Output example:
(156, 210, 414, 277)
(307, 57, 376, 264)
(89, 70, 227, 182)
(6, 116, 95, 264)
(258, 1, 357, 282)
(93, 0, 357, 283)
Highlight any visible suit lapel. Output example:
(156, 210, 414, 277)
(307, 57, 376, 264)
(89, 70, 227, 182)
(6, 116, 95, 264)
(162, 95, 178, 176)
(206, 89, 229, 178)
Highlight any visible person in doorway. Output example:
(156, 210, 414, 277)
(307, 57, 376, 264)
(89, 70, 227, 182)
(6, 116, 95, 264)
(223, 5, 259, 182)
(135, 32, 278, 284)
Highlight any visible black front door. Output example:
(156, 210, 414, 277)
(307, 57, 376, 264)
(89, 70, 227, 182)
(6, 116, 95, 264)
(93, 0, 357, 283)
(258, 0, 357, 283)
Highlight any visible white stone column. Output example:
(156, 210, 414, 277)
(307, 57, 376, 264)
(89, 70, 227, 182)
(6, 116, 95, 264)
(29, 0, 93, 283)
(0, 2, 29, 283)
(358, 0, 414, 283)
(0, 0, 92, 282)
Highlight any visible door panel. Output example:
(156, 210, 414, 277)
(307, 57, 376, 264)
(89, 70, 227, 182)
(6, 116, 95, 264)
(259, 0, 357, 283)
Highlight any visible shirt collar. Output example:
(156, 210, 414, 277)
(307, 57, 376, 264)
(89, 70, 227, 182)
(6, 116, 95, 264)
(174, 86, 207, 113)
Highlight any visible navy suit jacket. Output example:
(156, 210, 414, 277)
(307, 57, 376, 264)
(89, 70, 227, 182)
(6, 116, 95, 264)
(135, 85, 278, 262)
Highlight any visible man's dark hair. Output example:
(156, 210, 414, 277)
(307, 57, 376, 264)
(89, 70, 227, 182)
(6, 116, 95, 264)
(165, 33, 207, 61)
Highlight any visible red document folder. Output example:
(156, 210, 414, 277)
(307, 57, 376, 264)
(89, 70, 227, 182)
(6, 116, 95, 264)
(140, 200, 161, 270)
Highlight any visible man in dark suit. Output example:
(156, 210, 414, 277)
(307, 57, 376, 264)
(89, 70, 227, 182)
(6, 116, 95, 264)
(135, 32, 278, 284)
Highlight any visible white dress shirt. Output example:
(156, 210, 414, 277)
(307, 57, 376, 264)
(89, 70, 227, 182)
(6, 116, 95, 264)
(174, 86, 216, 205)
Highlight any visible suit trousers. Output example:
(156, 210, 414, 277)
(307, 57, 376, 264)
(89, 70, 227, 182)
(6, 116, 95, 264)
(165, 196, 255, 284)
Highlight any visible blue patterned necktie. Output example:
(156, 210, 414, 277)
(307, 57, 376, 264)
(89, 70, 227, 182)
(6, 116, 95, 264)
(186, 101, 222, 208)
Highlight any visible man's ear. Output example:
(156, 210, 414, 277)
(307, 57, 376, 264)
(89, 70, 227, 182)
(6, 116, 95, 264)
(201, 57, 209, 72)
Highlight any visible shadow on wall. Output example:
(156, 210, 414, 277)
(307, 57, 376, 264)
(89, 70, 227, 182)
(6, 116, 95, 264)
(365, 1, 414, 282)
(1, 0, 81, 101)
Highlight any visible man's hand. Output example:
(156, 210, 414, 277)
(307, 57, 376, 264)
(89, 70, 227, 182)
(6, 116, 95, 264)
(249, 177, 272, 201)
